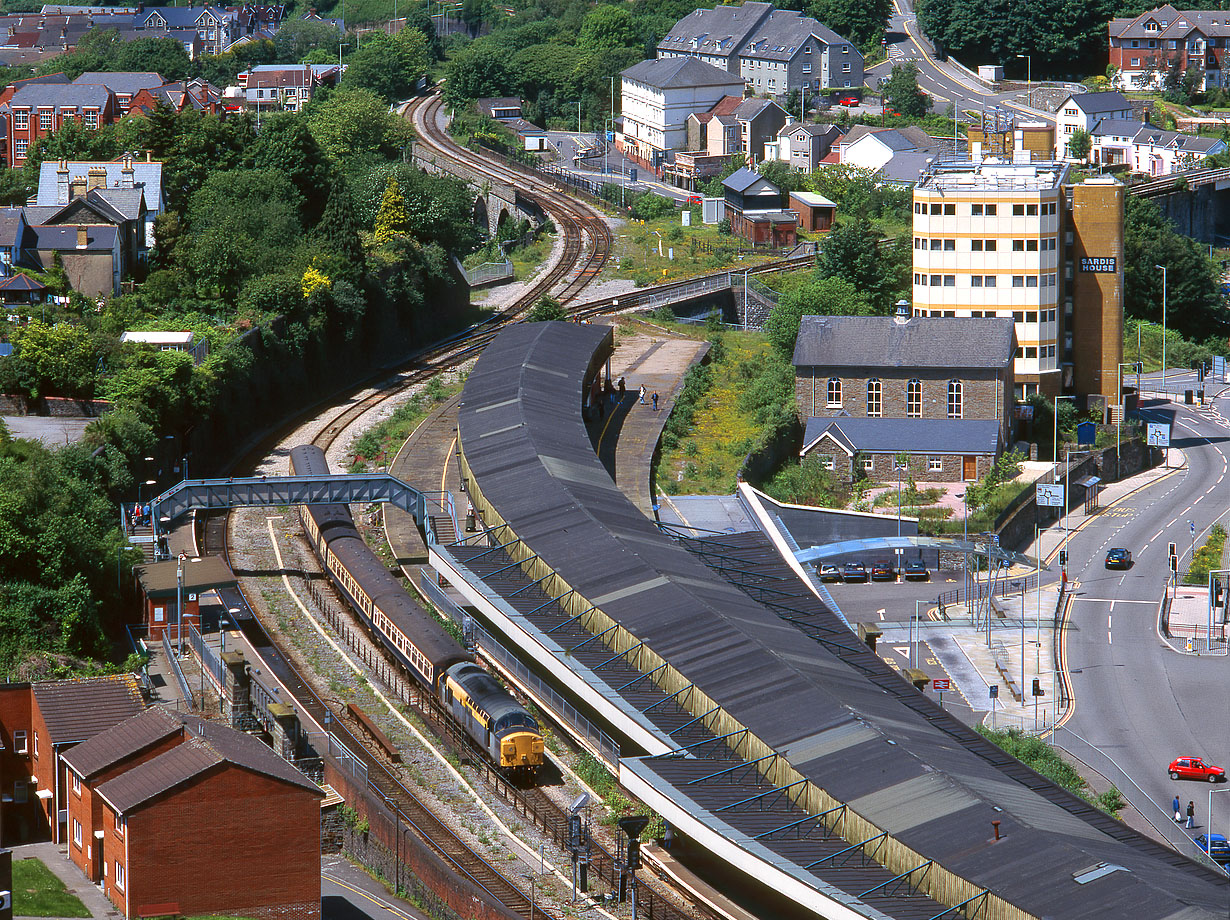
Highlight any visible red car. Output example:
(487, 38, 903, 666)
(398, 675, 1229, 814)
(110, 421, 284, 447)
(1169, 756, 1226, 782)
(838, 96, 860, 107)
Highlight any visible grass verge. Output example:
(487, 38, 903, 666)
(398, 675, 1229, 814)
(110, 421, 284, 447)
(349, 377, 463, 471)
(12, 857, 90, 918)
(1185, 523, 1227, 586)
(977, 727, 1125, 817)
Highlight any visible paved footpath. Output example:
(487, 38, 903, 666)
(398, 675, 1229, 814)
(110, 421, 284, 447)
(10, 841, 122, 919)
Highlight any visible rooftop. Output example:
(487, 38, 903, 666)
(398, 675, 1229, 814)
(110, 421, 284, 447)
(31, 675, 143, 744)
(916, 160, 1071, 192)
(621, 56, 744, 90)
(792, 314, 1015, 370)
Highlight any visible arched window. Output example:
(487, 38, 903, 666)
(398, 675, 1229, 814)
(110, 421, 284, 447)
(826, 377, 842, 408)
(948, 380, 963, 419)
(867, 378, 882, 417)
(906, 379, 922, 418)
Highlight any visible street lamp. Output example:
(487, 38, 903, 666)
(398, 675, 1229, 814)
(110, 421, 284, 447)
(1115, 361, 1137, 474)
(957, 490, 971, 606)
(175, 552, 186, 657)
(1156, 264, 1168, 397)
(895, 460, 909, 579)
(1016, 54, 1032, 109)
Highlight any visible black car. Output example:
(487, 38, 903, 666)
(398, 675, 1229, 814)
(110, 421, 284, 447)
(870, 560, 894, 581)
(843, 562, 868, 582)
(1105, 548, 1132, 569)
(903, 559, 929, 581)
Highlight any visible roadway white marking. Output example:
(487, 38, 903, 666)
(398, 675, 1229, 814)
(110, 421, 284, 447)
(1141, 543, 1150, 552)
(1070, 597, 1157, 603)
(1195, 495, 1204, 504)
(1168, 518, 1179, 527)
(893, 646, 911, 657)
(1109, 602, 1116, 613)
(878, 608, 886, 620)
(1108, 615, 1112, 628)
(1152, 530, 1164, 541)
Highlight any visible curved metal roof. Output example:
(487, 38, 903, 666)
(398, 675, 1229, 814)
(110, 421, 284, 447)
(457, 322, 1230, 920)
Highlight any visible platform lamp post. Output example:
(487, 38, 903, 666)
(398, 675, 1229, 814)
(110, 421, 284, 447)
(1156, 264, 1168, 397)
(1016, 54, 1032, 109)
(175, 552, 186, 657)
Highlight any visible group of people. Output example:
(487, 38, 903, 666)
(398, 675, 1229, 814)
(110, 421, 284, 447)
(1174, 795, 1197, 828)
(129, 504, 151, 530)
(584, 375, 660, 419)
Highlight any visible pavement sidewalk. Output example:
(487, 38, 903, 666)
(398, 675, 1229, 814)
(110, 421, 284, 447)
(9, 841, 122, 919)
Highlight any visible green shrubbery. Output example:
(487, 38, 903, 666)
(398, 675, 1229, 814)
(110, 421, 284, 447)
(978, 727, 1125, 816)
(1185, 524, 1227, 586)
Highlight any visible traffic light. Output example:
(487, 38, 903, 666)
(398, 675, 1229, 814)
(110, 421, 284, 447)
(1169, 541, 1177, 558)
(1058, 549, 1067, 566)
(627, 839, 642, 870)
(1171, 555, 1179, 573)
(1032, 678, 1043, 697)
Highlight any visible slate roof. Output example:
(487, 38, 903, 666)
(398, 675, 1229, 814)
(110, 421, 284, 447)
(5, 82, 113, 109)
(1091, 118, 1144, 138)
(741, 8, 846, 61)
(31, 224, 116, 251)
(95, 714, 322, 814)
(722, 165, 777, 194)
(132, 555, 236, 598)
(792, 314, 1015, 369)
(1110, 5, 1230, 39)
(1134, 125, 1225, 153)
(31, 675, 143, 744)
(621, 56, 743, 90)
(732, 96, 779, 120)
(658, 2, 851, 63)
(782, 122, 841, 138)
(72, 71, 163, 95)
(0, 207, 24, 247)
(879, 149, 941, 182)
(802, 416, 1002, 455)
(1063, 91, 1131, 114)
(0, 273, 45, 292)
(36, 160, 163, 213)
(61, 706, 181, 779)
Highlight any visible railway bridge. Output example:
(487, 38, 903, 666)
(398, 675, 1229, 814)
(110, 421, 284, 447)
(410, 142, 542, 236)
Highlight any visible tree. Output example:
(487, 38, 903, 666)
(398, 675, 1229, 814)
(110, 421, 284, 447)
(578, 5, 640, 51)
(1067, 128, 1091, 161)
(807, 0, 892, 51)
(526, 295, 567, 322)
(880, 63, 929, 117)
(274, 20, 343, 62)
(306, 86, 415, 165)
(373, 176, 410, 244)
(758, 159, 801, 194)
(352, 165, 480, 255)
(816, 218, 907, 312)
(341, 29, 430, 103)
(765, 275, 875, 355)
(315, 179, 366, 269)
(4, 321, 98, 399)
(443, 44, 516, 105)
(1123, 196, 1227, 340)
(248, 113, 334, 224)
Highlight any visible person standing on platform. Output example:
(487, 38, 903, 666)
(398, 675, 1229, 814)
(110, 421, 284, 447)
(639, 384, 646, 405)
(652, 391, 659, 411)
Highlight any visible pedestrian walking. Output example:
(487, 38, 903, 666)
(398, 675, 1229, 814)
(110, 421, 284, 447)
(617, 376, 626, 398)
(639, 384, 646, 405)
(652, 391, 659, 411)
(1174, 795, 1182, 822)
(1187, 800, 1196, 829)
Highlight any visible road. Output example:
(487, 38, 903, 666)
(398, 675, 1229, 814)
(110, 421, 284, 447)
(868, 0, 1047, 120)
(1057, 389, 1230, 861)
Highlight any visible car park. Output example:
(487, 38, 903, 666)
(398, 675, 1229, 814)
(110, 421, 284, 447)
(1105, 548, 1133, 569)
(1169, 756, 1226, 782)
(903, 559, 929, 581)
(871, 560, 894, 581)
(1195, 833, 1230, 862)
(843, 562, 868, 582)
(819, 564, 841, 582)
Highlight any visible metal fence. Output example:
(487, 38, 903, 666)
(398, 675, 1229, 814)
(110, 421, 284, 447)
(160, 631, 193, 705)
(461, 259, 515, 286)
(187, 621, 223, 693)
(472, 621, 620, 769)
(936, 570, 1041, 607)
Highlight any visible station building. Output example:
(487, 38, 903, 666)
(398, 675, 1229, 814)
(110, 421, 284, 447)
(910, 161, 1124, 407)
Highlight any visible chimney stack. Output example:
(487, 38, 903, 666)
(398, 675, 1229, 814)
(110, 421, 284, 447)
(121, 154, 134, 188)
(76, 225, 88, 249)
(69, 175, 86, 199)
(86, 165, 107, 192)
(56, 159, 69, 205)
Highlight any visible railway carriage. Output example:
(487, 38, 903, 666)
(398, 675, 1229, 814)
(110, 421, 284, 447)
(288, 444, 543, 774)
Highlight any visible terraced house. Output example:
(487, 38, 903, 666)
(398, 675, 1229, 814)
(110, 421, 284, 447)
(0, 81, 119, 167)
(657, 1, 864, 95)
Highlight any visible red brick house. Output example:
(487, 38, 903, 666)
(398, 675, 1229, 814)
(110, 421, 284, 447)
(62, 708, 323, 920)
(1109, 4, 1230, 91)
(0, 81, 119, 167)
(0, 676, 144, 846)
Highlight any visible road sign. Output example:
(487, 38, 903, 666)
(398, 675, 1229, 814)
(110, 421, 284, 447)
(932, 678, 951, 690)
(1036, 482, 1064, 507)
(1191, 520, 1196, 537)
(1147, 422, 1171, 447)
(989, 684, 999, 698)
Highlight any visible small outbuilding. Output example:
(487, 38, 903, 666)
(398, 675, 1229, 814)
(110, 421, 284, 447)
(133, 556, 237, 640)
(789, 191, 836, 232)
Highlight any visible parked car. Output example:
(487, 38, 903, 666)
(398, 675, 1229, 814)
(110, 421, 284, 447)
(685, 195, 702, 205)
(903, 559, 929, 581)
(1105, 548, 1133, 569)
(843, 562, 868, 582)
(883, 107, 900, 116)
(838, 96, 860, 107)
(1195, 833, 1230, 862)
(819, 564, 842, 582)
(871, 560, 894, 581)
(1169, 756, 1226, 782)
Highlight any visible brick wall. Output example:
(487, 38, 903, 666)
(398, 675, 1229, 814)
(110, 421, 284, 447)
(0, 685, 38, 845)
(807, 437, 993, 483)
(0, 395, 114, 417)
(121, 764, 321, 920)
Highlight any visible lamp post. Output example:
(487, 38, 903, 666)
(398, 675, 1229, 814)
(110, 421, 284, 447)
(1016, 54, 1032, 109)
(895, 460, 908, 579)
(175, 552, 186, 657)
(1156, 264, 1168, 397)
(958, 490, 970, 610)
(1115, 361, 1136, 474)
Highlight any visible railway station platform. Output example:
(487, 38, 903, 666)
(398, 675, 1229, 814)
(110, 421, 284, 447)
(423, 321, 1230, 920)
